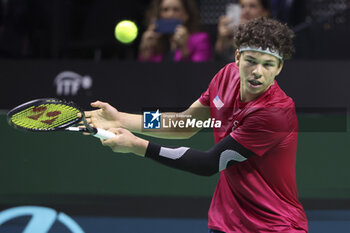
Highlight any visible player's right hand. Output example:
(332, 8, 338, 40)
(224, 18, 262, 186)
(84, 101, 120, 130)
(101, 128, 148, 156)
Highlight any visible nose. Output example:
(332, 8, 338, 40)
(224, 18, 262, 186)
(164, 9, 176, 19)
(252, 64, 263, 78)
(241, 7, 250, 20)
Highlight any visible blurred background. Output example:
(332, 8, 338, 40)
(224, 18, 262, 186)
(0, 0, 349, 232)
(0, 0, 349, 60)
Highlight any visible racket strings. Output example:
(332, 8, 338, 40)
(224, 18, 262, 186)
(11, 103, 80, 130)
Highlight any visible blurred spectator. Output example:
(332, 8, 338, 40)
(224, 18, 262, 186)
(138, 0, 211, 62)
(214, 0, 270, 61)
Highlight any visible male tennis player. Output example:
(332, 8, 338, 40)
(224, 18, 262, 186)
(85, 18, 308, 232)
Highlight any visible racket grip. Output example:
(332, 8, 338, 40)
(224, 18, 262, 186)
(94, 128, 116, 140)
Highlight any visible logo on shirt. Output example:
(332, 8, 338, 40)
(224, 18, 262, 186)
(232, 120, 239, 131)
(143, 110, 161, 129)
(213, 95, 224, 110)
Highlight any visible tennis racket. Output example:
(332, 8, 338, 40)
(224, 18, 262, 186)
(7, 98, 116, 140)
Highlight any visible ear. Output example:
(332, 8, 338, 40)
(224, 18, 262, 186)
(275, 60, 284, 76)
(234, 49, 241, 66)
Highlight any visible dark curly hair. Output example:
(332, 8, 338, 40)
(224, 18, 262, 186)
(233, 17, 295, 60)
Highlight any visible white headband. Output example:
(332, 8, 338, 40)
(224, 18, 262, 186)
(239, 46, 283, 60)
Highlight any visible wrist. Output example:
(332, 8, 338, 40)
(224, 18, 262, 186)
(118, 112, 128, 129)
(132, 137, 149, 157)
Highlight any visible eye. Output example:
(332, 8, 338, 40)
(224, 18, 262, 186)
(264, 63, 275, 67)
(246, 59, 256, 64)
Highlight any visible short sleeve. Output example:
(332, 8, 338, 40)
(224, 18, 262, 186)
(198, 70, 219, 106)
(230, 108, 293, 156)
(198, 63, 238, 107)
(199, 86, 210, 106)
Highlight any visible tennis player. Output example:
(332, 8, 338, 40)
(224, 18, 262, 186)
(85, 17, 308, 232)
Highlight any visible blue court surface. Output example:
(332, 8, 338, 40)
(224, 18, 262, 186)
(1, 210, 350, 233)
(74, 210, 350, 233)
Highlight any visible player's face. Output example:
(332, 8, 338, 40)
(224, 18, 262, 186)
(160, 0, 189, 22)
(235, 50, 283, 102)
(239, 0, 269, 24)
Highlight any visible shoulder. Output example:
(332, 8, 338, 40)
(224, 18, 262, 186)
(243, 83, 298, 132)
(245, 104, 297, 133)
(265, 82, 296, 110)
(216, 62, 240, 83)
(205, 63, 240, 98)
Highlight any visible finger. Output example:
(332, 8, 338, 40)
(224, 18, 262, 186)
(100, 136, 116, 147)
(218, 15, 226, 21)
(107, 128, 120, 134)
(175, 25, 185, 34)
(78, 121, 95, 130)
(91, 101, 108, 110)
(221, 15, 229, 21)
(148, 23, 156, 31)
(101, 138, 107, 145)
(84, 118, 92, 124)
(79, 119, 94, 128)
(152, 31, 161, 39)
(84, 111, 91, 118)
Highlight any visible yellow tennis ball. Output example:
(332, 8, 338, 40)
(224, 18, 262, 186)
(115, 20, 138, 44)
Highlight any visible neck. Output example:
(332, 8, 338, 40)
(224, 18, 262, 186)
(239, 82, 273, 103)
(239, 90, 258, 103)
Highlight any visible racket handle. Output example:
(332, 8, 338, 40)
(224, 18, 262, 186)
(94, 128, 116, 140)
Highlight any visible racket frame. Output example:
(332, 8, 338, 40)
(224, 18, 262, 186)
(7, 98, 96, 134)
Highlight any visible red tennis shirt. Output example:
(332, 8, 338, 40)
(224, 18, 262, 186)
(199, 63, 308, 232)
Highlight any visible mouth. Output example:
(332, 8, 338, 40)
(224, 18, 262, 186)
(248, 80, 263, 88)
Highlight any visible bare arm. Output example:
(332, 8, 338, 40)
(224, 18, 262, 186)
(85, 100, 210, 140)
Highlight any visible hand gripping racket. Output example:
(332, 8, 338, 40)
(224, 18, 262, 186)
(7, 98, 116, 140)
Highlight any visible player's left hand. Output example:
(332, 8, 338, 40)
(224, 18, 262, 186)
(101, 128, 148, 156)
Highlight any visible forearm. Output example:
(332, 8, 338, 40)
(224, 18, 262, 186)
(118, 112, 142, 132)
(144, 135, 255, 176)
(119, 111, 199, 139)
(105, 132, 253, 176)
(119, 100, 209, 139)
